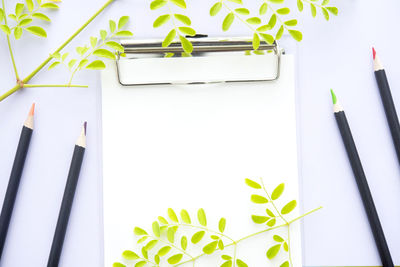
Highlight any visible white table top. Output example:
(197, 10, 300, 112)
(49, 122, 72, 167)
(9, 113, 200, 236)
(0, 0, 399, 266)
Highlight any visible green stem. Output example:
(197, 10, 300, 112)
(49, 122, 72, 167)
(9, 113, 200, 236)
(2, 0, 20, 80)
(174, 206, 322, 267)
(23, 84, 88, 88)
(0, 0, 114, 102)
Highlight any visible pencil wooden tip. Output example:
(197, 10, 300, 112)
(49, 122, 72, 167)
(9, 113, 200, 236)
(29, 103, 35, 116)
(83, 121, 87, 136)
(330, 89, 337, 105)
(372, 47, 376, 60)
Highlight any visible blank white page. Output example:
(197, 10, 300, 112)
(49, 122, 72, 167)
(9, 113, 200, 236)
(101, 54, 301, 267)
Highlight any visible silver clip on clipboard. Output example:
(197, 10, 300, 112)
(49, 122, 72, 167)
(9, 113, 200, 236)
(115, 37, 284, 86)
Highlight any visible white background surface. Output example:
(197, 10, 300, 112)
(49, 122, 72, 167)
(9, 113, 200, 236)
(0, 0, 400, 266)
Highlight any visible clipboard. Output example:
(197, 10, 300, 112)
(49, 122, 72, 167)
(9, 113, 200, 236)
(101, 36, 301, 267)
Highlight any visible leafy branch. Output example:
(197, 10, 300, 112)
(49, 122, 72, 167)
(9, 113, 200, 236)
(113, 179, 322, 267)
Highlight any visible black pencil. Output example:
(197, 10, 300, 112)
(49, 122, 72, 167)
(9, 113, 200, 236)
(331, 90, 394, 267)
(47, 122, 87, 267)
(0, 103, 35, 261)
(373, 47, 400, 167)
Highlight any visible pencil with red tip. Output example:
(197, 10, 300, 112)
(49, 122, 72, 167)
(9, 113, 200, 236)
(373, 47, 400, 166)
(0, 103, 35, 261)
(47, 122, 87, 267)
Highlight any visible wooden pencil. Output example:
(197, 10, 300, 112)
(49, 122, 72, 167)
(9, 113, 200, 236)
(373, 47, 400, 167)
(0, 103, 35, 261)
(331, 90, 394, 267)
(47, 122, 87, 267)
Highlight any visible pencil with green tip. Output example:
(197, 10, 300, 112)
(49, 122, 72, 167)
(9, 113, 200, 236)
(331, 89, 394, 267)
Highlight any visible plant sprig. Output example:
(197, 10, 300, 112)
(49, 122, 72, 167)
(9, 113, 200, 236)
(113, 179, 322, 267)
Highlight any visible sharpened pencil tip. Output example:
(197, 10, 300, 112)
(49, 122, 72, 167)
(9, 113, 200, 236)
(330, 89, 337, 105)
(29, 103, 35, 116)
(83, 121, 87, 136)
(372, 47, 376, 60)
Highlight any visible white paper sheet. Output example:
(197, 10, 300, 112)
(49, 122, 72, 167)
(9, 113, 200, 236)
(101, 54, 301, 267)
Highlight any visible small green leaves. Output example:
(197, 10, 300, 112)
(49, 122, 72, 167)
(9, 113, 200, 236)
(210, 2, 222, 16)
(113, 263, 126, 267)
(181, 209, 191, 224)
(152, 221, 160, 237)
(118, 16, 129, 29)
(150, 0, 167, 10)
(41, 3, 59, 9)
(26, 26, 46, 37)
(280, 261, 290, 267)
(252, 33, 260, 50)
(26, 0, 34, 12)
(281, 200, 297, 214)
(0, 25, 11, 35)
(32, 13, 50, 21)
(266, 218, 276, 227)
(236, 259, 248, 267)
(221, 260, 232, 267)
(153, 14, 170, 28)
(259, 3, 268, 15)
(167, 226, 178, 243)
(85, 60, 106, 70)
(145, 240, 158, 250)
(326, 7, 338, 15)
(310, 3, 317, 17)
(251, 194, 268, 204)
(197, 208, 207, 226)
(115, 30, 133, 37)
(273, 235, 284, 242)
(168, 254, 183, 264)
(297, 0, 304, 11)
(271, 183, 285, 200)
(170, 0, 187, 9)
(222, 12, 234, 31)
(168, 208, 179, 223)
(191, 231, 205, 244)
(106, 41, 124, 53)
(251, 215, 268, 224)
(267, 244, 281, 259)
(235, 8, 249, 15)
(174, 14, 191, 25)
(48, 61, 60, 70)
(259, 33, 274, 44)
(289, 29, 302, 42)
(158, 216, 169, 225)
(247, 17, 261, 25)
(93, 48, 115, 59)
(135, 261, 146, 267)
(134, 227, 148, 236)
(218, 218, 226, 233)
(181, 236, 188, 250)
(0, 8, 5, 23)
(245, 178, 261, 189)
(162, 29, 176, 47)
(277, 8, 290, 15)
(179, 26, 195, 36)
(157, 246, 171, 256)
(203, 241, 218, 254)
(15, 3, 25, 18)
(283, 242, 289, 252)
(284, 19, 298, 26)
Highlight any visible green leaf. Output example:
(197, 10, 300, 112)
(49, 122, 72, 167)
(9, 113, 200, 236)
(251, 215, 268, 224)
(276, 8, 290, 15)
(210, 2, 222, 16)
(118, 16, 129, 29)
(218, 239, 224, 250)
(93, 48, 115, 59)
(162, 29, 176, 47)
(227, 0, 243, 3)
(191, 231, 205, 244)
(211, 235, 219, 240)
(141, 247, 148, 259)
(268, 0, 284, 3)
(252, 33, 260, 50)
(179, 26, 195, 36)
(109, 20, 116, 33)
(280, 261, 289, 267)
(153, 14, 170, 28)
(236, 259, 248, 267)
(40, 3, 58, 9)
(245, 179, 261, 189)
(257, 25, 271, 32)
(51, 52, 60, 60)
(180, 209, 191, 224)
(123, 250, 140, 260)
(168, 254, 183, 264)
(251, 194, 268, 204)
(288, 30, 302, 42)
(25, 26, 47, 37)
(281, 200, 298, 214)
(134, 227, 148, 236)
(235, 8, 249, 15)
(266, 244, 281, 259)
(167, 226, 178, 243)
(158, 246, 171, 256)
(322, 0, 330, 5)
(61, 53, 69, 62)
(218, 218, 226, 233)
(247, 17, 261, 25)
(100, 30, 107, 40)
(68, 59, 77, 69)
(154, 255, 160, 264)
(158, 216, 169, 224)
(222, 255, 232, 260)
(32, 13, 50, 21)
(78, 59, 89, 69)
(0, 8, 5, 23)
(150, 0, 167, 10)
(268, 14, 277, 29)
(174, 14, 191, 25)
(170, 0, 186, 8)
(113, 263, 126, 267)
(197, 208, 207, 226)
(14, 27, 23, 39)
(8, 14, 17, 21)
(145, 240, 158, 251)
(115, 30, 133, 37)
(181, 236, 187, 250)
(222, 12, 234, 31)
(322, 7, 329, 20)
(152, 221, 160, 237)
(266, 218, 276, 227)
(326, 7, 338, 15)
(168, 208, 179, 222)
(15, 3, 25, 18)
(273, 235, 284, 242)
(259, 3, 268, 15)
(271, 183, 284, 200)
(137, 236, 148, 244)
(180, 35, 193, 53)
(76, 46, 88, 56)
(221, 260, 232, 267)
(266, 208, 275, 217)
(106, 41, 124, 52)
(283, 242, 289, 252)
(310, 3, 317, 17)
(297, 0, 303, 11)
(19, 18, 32, 27)
(203, 241, 218, 254)
(284, 19, 297, 26)
(26, 0, 34, 12)
(48, 61, 60, 70)
(134, 261, 146, 267)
